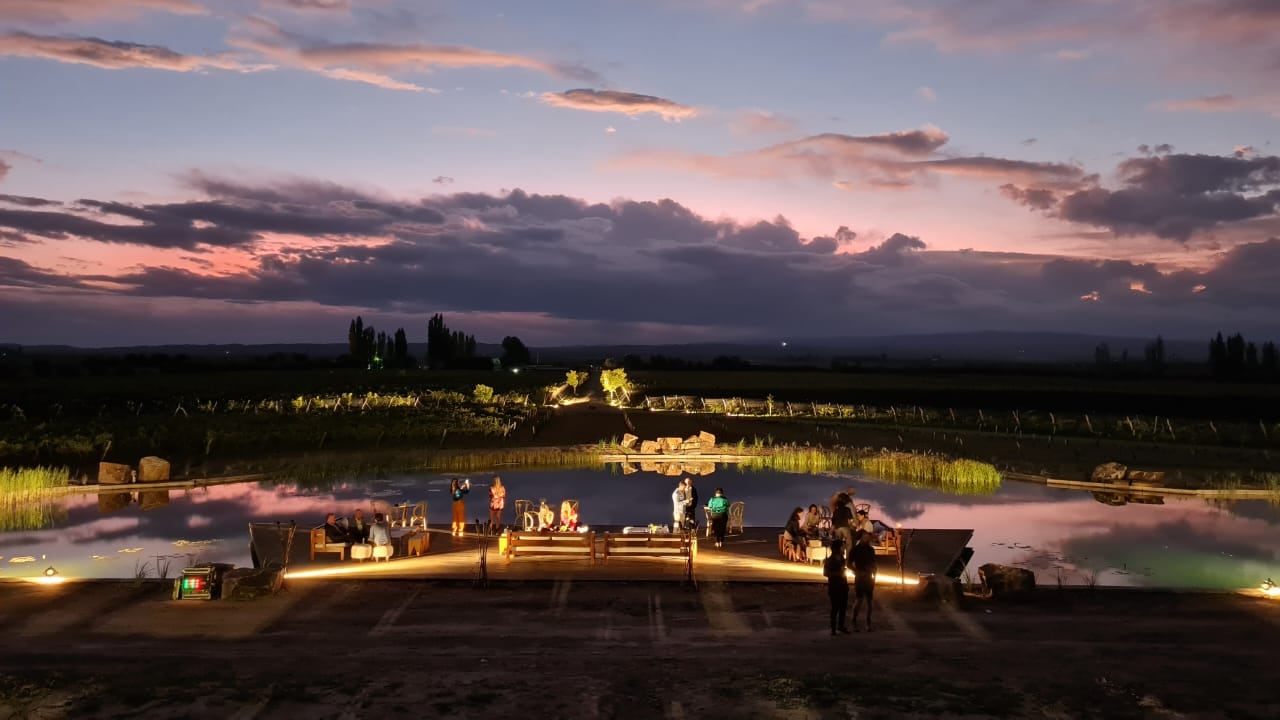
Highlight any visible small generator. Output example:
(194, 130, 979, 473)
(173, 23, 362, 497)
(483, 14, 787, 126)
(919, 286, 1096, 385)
(173, 563, 232, 601)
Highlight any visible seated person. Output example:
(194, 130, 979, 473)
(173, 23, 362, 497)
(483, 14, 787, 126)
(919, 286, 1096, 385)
(349, 508, 370, 543)
(783, 507, 808, 562)
(368, 512, 391, 548)
(537, 499, 556, 531)
(323, 513, 349, 544)
(558, 500, 580, 532)
(853, 508, 877, 543)
(802, 503, 822, 537)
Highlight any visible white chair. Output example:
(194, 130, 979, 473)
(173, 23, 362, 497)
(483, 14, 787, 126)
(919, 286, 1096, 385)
(372, 544, 394, 562)
(350, 543, 373, 562)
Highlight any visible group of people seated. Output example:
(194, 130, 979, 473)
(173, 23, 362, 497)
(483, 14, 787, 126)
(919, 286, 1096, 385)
(529, 499, 580, 532)
(782, 490, 880, 563)
(323, 510, 392, 549)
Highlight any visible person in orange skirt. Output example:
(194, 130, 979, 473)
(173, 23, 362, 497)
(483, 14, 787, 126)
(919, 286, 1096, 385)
(450, 478, 471, 536)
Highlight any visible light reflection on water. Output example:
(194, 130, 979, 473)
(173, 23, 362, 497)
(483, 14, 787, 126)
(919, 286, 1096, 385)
(2, 469, 1277, 589)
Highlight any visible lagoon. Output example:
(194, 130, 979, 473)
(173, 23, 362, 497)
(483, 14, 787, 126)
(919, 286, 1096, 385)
(2, 469, 1278, 590)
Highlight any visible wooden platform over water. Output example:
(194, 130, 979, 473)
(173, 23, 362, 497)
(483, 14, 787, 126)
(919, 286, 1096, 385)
(267, 526, 974, 584)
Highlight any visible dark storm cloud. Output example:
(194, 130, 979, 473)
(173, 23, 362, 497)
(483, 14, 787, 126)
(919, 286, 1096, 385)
(0, 194, 60, 207)
(9, 178, 1280, 343)
(0, 185, 447, 250)
(1002, 151, 1280, 241)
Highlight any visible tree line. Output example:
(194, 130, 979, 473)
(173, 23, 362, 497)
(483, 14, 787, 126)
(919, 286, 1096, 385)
(1208, 332, 1279, 381)
(345, 313, 532, 370)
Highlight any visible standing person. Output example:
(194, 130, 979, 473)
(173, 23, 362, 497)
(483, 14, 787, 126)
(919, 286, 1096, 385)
(849, 531, 878, 631)
(706, 487, 730, 548)
(450, 478, 471, 536)
(824, 537, 850, 635)
(488, 476, 506, 533)
(671, 480, 688, 531)
(682, 477, 699, 532)
(831, 493, 855, 562)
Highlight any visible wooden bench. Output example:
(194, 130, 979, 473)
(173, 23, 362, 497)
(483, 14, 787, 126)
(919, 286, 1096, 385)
(310, 527, 346, 561)
(504, 531, 596, 564)
(601, 533, 695, 577)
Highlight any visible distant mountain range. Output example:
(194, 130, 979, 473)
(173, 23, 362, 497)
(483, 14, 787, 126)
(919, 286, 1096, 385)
(2, 332, 1210, 364)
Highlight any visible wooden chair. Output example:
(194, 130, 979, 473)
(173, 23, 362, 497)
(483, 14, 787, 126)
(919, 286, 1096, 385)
(408, 501, 427, 530)
(727, 501, 745, 535)
(513, 499, 534, 527)
(388, 503, 411, 528)
(309, 527, 346, 561)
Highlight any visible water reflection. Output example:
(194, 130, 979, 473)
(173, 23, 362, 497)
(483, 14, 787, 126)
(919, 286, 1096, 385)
(1, 470, 1277, 589)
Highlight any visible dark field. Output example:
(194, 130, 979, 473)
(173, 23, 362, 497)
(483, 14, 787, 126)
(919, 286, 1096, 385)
(0, 579, 1277, 719)
(632, 369, 1280, 420)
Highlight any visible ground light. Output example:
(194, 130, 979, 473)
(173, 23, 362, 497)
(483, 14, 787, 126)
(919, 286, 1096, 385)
(1263, 579, 1279, 598)
(28, 566, 66, 586)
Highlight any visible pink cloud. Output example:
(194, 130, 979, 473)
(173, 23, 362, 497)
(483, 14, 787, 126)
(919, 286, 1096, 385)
(1160, 93, 1280, 118)
(0, 32, 265, 73)
(0, 0, 205, 23)
(230, 17, 601, 92)
(730, 110, 796, 135)
(540, 89, 698, 121)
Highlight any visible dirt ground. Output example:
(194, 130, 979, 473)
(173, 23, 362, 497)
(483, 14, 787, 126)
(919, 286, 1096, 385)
(1, 578, 1277, 720)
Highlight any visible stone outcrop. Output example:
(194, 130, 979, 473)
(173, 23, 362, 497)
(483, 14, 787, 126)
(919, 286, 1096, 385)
(978, 563, 1036, 599)
(98, 462, 131, 485)
(138, 456, 171, 483)
(639, 440, 661, 455)
(1090, 462, 1127, 483)
(620, 433, 639, 450)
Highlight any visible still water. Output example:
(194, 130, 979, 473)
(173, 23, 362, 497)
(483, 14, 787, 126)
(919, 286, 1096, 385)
(3, 469, 1278, 589)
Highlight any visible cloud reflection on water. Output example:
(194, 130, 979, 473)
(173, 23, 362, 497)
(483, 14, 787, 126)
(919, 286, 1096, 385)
(0, 470, 1276, 588)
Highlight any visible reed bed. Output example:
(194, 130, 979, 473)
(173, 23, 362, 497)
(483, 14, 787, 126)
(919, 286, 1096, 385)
(0, 466, 71, 531)
(857, 452, 1002, 495)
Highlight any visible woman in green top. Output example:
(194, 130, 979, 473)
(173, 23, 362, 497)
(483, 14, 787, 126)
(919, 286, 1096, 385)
(706, 487, 730, 548)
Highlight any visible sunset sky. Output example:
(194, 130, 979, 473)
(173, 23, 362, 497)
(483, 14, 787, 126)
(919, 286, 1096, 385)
(2, 0, 1279, 346)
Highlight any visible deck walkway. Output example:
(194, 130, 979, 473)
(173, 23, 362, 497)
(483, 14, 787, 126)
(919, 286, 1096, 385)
(267, 525, 974, 584)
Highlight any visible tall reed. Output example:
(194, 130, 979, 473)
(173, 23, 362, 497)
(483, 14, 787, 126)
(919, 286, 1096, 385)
(857, 452, 1001, 495)
(0, 466, 71, 530)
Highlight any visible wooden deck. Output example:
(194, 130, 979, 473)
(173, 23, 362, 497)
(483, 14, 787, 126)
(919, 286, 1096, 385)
(268, 526, 974, 584)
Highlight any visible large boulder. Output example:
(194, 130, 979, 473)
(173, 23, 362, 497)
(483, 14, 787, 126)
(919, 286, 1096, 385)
(1090, 462, 1127, 483)
(698, 431, 717, 453)
(978, 563, 1036, 599)
(639, 440, 661, 455)
(98, 462, 131, 485)
(139, 491, 170, 511)
(138, 456, 171, 483)
(659, 437, 684, 454)
(620, 433, 639, 450)
(1127, 470, 1165, 487)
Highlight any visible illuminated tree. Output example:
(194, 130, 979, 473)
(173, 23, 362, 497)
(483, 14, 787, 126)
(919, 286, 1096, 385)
(565, 370, 587, 396)
(599, 368, 633, 404)
(473, 384, 495, 404)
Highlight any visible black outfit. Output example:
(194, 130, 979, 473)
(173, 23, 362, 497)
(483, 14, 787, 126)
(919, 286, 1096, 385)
(323, 521, 349, 544)
(684, 485, 699, 530)
(349, 518, 369, 543)
(831, 504, 854, 561)
(849, 541, 877, 595)
(849, 540, 877, 630)
(824, 553, 849, 634)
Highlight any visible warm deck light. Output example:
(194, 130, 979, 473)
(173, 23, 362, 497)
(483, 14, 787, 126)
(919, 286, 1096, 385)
(44, 566, 58, 577)
(1263, 579, 1279, 598)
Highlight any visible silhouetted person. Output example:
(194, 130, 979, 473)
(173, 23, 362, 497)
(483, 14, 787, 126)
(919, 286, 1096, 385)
(824, 537, 849, 635)
(349, 509, 369, 543)
(323, 513, 348, 545)
(850, 531, 877, 631)
(682, 477, 699, 531)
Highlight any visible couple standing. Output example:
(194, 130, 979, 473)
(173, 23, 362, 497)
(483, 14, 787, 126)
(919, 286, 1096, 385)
(670, 477, 698, 531)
